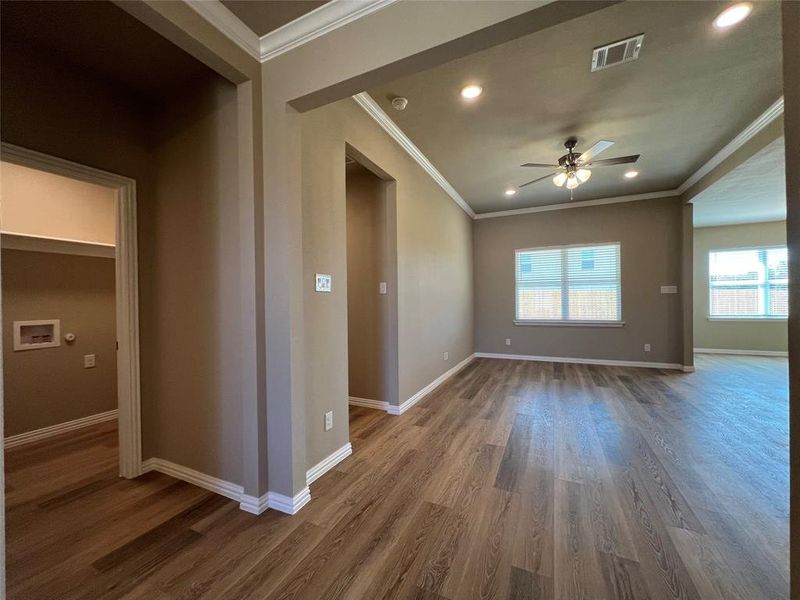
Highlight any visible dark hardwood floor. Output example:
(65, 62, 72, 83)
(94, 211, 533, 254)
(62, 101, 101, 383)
(4, 354, 789, 599)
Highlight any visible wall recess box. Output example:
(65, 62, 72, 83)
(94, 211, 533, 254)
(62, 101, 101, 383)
(13, 319, 61, 351)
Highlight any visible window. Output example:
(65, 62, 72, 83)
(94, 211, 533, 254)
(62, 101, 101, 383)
(515, 243, 621, 324)
(708, 247, 788, 319)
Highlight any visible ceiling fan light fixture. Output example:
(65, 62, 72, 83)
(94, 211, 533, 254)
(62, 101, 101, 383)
(624, 170, 639, 179)
(566, 174, 580, 190)
(553, 172, 568, 187)
(576, 168, 592, 183)
(504, 189, 516, 196)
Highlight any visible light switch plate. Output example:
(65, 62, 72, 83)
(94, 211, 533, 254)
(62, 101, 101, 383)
(379, 282, 387, 295)
(324, 411, 333, 431)
(660, 285, 678, 294)
(84, 354, 96, 368)
(315, 273, 332, 292)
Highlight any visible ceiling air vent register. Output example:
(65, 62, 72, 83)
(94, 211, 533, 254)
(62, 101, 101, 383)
(591, 34, 644, 72)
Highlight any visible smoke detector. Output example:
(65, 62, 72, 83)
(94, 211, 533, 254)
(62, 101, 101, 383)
(391, 96, 408, 111)
(591, 34, 644, 72)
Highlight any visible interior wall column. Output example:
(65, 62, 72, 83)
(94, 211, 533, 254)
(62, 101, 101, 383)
(237, 79, 269, 502)
(262, 79, 308, 507)
(681, 201, 694, 370)
(782, 3, 799, 597)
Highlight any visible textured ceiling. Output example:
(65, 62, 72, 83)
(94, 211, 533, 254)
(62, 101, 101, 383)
(221, 1, 329, 36)
(692, 137, 786, 228)
(368, 1, 783, 214)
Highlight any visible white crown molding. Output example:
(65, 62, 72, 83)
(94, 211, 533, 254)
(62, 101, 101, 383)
(475, 352, 683, 371)
(142, 457, 245, 501)
(184, 0, 261, 60)
(678, 97, 784, 195)
(353, 93, 476, 219)
(694, 347, 788, 357)
(184, 0, 399, 63)
(474, 190, 679, 220)
(5, 410, 118, 449)
(260, 0, 400, 62)
(306, 443, 352, 486)
(2, 231, 115, 258)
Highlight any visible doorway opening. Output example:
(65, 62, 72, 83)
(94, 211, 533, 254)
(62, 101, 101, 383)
(344, 149, 398, 435)
(1, 144, 141, 479)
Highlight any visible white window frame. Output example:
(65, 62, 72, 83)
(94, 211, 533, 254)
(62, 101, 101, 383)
(707, 245, 788, 321)
(514, 242, 623, 327)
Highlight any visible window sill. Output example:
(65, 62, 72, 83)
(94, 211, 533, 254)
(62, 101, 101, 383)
(514, 320, 625, 328)
(707, 317, 787, 322)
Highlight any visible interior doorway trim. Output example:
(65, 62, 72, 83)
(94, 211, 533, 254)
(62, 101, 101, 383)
(0, 142, 142, 478)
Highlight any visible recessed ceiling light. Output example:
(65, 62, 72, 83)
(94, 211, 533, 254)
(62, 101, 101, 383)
(713, 3, 752, 29)
(624, 170, 639, 179)
(504, 189, 516, 196)
(461, 85, 483, 99)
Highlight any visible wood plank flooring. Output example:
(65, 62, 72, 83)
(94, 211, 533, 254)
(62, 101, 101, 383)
(5, 354, 789, 599)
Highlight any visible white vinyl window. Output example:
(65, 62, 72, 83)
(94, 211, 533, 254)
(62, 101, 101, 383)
(708, 247, 788, 319)
(515, 243, 622, 325)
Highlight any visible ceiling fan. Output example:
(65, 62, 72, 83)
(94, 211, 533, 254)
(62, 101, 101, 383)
(519, 138, 639, 191)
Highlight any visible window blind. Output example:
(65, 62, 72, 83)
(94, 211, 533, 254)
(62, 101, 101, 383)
(515, 243, 621, 322)
(709, 247, 788, 318)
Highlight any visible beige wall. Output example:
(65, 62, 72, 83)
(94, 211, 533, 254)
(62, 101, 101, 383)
(0, 162, 116, 245)
(693, 221, 788, 352)
(2, 250, 116, 436)
(301, 98, 473, 467)
(1, 40, 243, 483)
(346, 167, 389, 402)
(474, 197, 684, 365)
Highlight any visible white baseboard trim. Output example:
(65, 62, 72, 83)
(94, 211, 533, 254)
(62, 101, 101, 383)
(694, 347, 788, 357)
(141, 457, 244, 502)
(348, 396, 388, 411)
(5, 409, 118, 449)
(391, 353, 476, 415)
(306, 442, 353, 486)
(682, 366, 696, 373)
(240, 487, 312, 516)
(474, 352, 683, 371)
(142, 457, 315, 516)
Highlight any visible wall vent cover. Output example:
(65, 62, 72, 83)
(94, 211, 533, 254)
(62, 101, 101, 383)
(591, 34, 644, 72)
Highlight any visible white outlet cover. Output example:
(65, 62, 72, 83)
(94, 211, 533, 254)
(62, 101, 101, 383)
(660, 285, 678, 294)
(443, 352, 449, 360)
(505, 338, 511, 346)
(324, 410, 333, 431)
(84, 354, 96, 368)
(644, 344, 651, 352)
(315, 273, 332, 292)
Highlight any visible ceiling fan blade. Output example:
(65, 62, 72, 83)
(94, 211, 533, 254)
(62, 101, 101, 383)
(583, 154, 640, 167)
(521, 162, 560, 168)
(519, 172, 558, 188)
(576, 140, 614, 164)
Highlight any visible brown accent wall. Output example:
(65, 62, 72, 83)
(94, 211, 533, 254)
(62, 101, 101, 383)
(2, 250, 116, 436)
(474, 197, 684, 365)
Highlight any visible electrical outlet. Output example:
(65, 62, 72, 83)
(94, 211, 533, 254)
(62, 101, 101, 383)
(505, 338, 511, 346)
(324, 411, 333, 431)
(644, 344, 651, 352)
(443, 351, 449, 361)
(84, 354, 96, 368)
